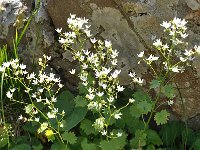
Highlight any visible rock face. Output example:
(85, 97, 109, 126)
(0, 0, 27, 40)
(185, 0, 200, 10)
(1, 0, 200, 129)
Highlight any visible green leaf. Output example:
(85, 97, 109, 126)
(51, 142, 67, 150)
(62, 107, 87, 131)
(154, 110, 170, 125)
(150, 79, 161, 89)
(194, 138, 200, 150)
(147, 145, 155, 150)
(30, 137, 43, 150)
(0, 126, 9, 148)
(161, 84, 175, 99)
(23, 122, 39, 134)
(146, 129, 163, 146)
(100, 132, 127, 150)
(74, 96, 88, 107)
(11, 144, 31, 150)
(130, 101, 153, 118)
(133, 90, 151, 102)
(80, 119, 97, 135)
(81, 138, 97, 150)
(55, 90, 75, 116)
(33, 144, 43, 150)
(130, 129, 147, 148)
(62, 131, 77, 144)
(78, 83, 88, 95)
(137, 101, 153, 115)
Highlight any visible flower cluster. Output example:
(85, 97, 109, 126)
(138, 18, 197, 75)
(136, 17, 199, 107)
(57, 14, 131, 137)
(1, 55, 64, 135)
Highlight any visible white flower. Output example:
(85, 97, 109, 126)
(162, 44, 169, 50)
(3, 62, 10, 67)
(45, 98, 50, 105)
(129, 98, 135, 103)
(10, 88, 16, 93)
(133, 77, 144, 86)
(52, 108, 58, 113)
(85, 30, 92, 37)
(60, 123, 64, 128)
(58, 83, 64, 88)
(36, 96, 42, 102)
(90, 38, 97, 44)
(86, 93, 95, 100)
(180, 57, 187, 62)
(6, 91, 13, 99)
(51, 96, 57, 103)
(0, 67, 5, 72)
(82, 64, 88, 69)
(137, 51, 144, 58)
(153, 39, 162, 47)
(107, 97, 114, 103)
(167, 100, 174, 106)
(69, 69, 76, 74)
(117, 85, 124, 92)
(80, 73, 87, 82)
(88, 101, 98, 110)
(32, 79, 38, 85)
(58, 38, 67, 44)
(101, 130, 107, 135)
(116, 132, 122, 137)
(102, 83, 107, 89)
(105, 40, 112, 48)
(18, 115, 23, 120)
(83, 49, 90, 56)
(160, 21, 171, 29)
(23, 70, 28, 74)
(19, 64, 26, 70)
(32, 93, 36, 98)
(111, 59, 117, 65)
(38, 88, 44, 93)
(111, 50, 119, 58)
(97, 91, 104, 97)
(27, 72, 36, 79)
(35, 117, 40, 122)
(95, 68, 111, 78)
(82, 81, 88, 86)
(24, 88, 32, 93)
(46, 56, 51, 60)
(181, 33, 188, 39)
(172, 17, 187, 28)
(56, 28, 62, 33)
(194, 45, 200, 54)
(184, 49, 194, 56)
(128, 72, 136, 78)
(61, 110, 65, 115)
(88, 88, 94, 93)
(114, 112, 122, 119)
(47, 112, 56, 118)
(146, 54, 159, 61)
(111, 70, 121, 78)
(171, 66, 181, 73)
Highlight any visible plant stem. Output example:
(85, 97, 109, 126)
(144, 86, 161, 130)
